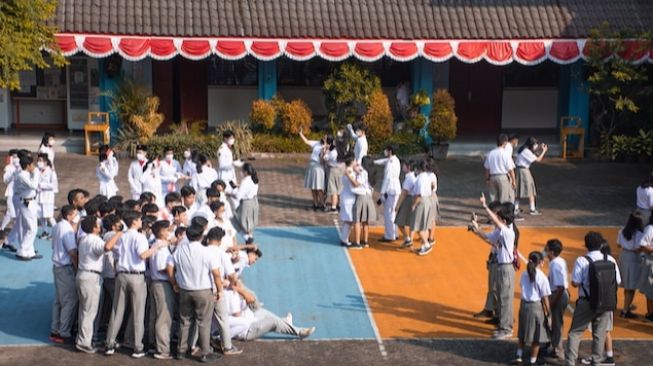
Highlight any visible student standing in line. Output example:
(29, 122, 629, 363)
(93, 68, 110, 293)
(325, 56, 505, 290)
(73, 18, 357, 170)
(473, 201, 503, 321)
(148, 220, 176, 360)
(128, 145, 148, 200)
(210, 201, 238, 250)
(182, 148, 197, 182)
(75, 215, 122, 354)
(395, 161, 416, 248)
(36, 153, 58, 240)
(1, 149, 20, 247)
(14, 154, 42, 260)
(346, 122, 368, 164)
(324, 136, 341, 213)
(38, 132, 56, 166)
(617, 213, 644, 318)
(160, 146, 183, 195)
(374, 146, 401, 242)
(512, 251, 551, 366)
(234, 164, 259, 244)
(470, 194, 516, 339)
(96, 214, 122, 341)
(338, 156, 357, 248)
(635, 172, 653, 224)
(484, 134, 516, 204)
(49, 205, 79, 344)
(299, 130, 327, 211)
(97, 145, 119, 199)
(637, 216, 653, 322)
(191, 154, 218, 206)
(141, 158, 164, 208)
(426, 159, 439, 246)
(181, 186, 199, 222)
(350, 158, 376, 249)
(217, 131, 244, 184)
(410, 161, 433, 256)
(514, 137, 548, 216)
(543, 239, 569, 360)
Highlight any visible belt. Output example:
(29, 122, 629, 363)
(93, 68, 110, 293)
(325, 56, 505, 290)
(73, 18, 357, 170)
(489, 173, 508, 177)
(516, 166, 528, 169)
(80, 269, 101, 275)
(22, 197, 36, 201)
(497, 262, 513, 266)
(118, 271, 145, 275)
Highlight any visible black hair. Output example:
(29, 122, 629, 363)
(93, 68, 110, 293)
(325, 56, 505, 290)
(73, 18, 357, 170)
(210, 200, 225, 213)
(123, 211, 142, 228)
(195, 154, 209, 174)
(171, 205, 187, 216)
(527, 251, 543, 283)
(385, 145, 395, 155)
(81, 215, 99, 234)
(211, 179, 227, 190)
(246, 247, 263, 258)
(518, 137, 539, 154)
(141, 215, 157, 231)
(175, 226, 187, 238)
(84, 200, 101, 217)
(488, 201, 503, 212)
(141, 203, 159, 216)
(206, 188, 220, 198)
(545, 239, 563, 256)
(223, 130, 234, 139)
(99, 200, 117, 217)
(108, 195, 123, 205)
(496, 204, 515, 226)
(136, 144, 148, 152)
(37, 153, 52, 168)
(152, 220, 171, 239)
(584, 231, 606, 252)
(496, 133, 509, 146)
(508, 134, 520, 141)
(139, 192, 156, 205)
(19, 155, 33, 170)
(326, 135, 336, 151)
(415, 159, 428, 172)
(8, 149, 19, 156)
(343, 154, 355, 167)
(165, 192, 181, 205)
(242, 163, 259, 184)
(205, 226, 225, 242)
(190, 216, 209, 229)
(186, 224, 204, 242)
(60, 205, 76, 220)
(102, 214, 122, 232)
(123, 199, 138, 210)
(17, 149, 30, 159)
(180, 185, 196, 197)
(623, 213, 644, 241)
(98, 144, 110, 162)
(163, 146, 174, 154)
(67, 189, 83, 205)
(39, 132, 55, 147)
(640, 172, 653, 189)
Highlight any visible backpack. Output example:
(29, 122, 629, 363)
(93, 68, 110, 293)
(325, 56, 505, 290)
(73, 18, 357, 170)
(583, 254, 618, 313)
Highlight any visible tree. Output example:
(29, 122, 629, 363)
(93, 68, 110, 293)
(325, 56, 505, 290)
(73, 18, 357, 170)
(429, 89, 458, 143)
(362, 88, 393, 140)
(0, 0, 66, 90)
(322, 62, 381, 128)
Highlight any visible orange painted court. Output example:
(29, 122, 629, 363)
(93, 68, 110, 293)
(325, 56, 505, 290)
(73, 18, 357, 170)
(349, 227, 653, 340)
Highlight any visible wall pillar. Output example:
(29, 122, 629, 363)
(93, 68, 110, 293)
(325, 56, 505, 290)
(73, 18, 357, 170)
(98, 58, 121, 140)
(558, 61, 590, 141)
(411, 57, 434, 115)
(257, 60, 277, 100)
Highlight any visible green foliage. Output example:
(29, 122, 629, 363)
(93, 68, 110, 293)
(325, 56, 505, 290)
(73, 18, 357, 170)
(368, 132, 425, 156)
(323, 62, 381, 127)
(168, 119, 208, 138)
(362, 88, 393, 140)
(0, 0, 66, 90)
(601, 129, 653, 161)
(214, 120, 254, 159)
(144, 134, 221, 160)
(104, 79, 151, 128)
(114, 125, 141, 157)
(410, 90, 431, 108)
(406, 114, 427, 132)
(249, 99, 277, 131)
(280, 99, 313, 134)
(429, 89, 458, 142)
(252, 132, 322, 153)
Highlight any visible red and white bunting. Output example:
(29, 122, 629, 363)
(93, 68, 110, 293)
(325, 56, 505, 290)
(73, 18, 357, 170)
(53, 34, 653, 65)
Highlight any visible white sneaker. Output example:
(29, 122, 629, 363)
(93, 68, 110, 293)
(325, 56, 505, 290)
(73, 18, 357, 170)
(283, 312, 293, 325)
(299, 326, 316, 339)
(417, 244, 433, 256)
(131, 351, 146, 358)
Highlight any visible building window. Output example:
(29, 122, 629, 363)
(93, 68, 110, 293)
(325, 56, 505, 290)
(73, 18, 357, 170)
(208, 56, 258, 86)
(278, 58, 336, 87)
(504, 61, 560, 88)
(364, 59, 411, 87)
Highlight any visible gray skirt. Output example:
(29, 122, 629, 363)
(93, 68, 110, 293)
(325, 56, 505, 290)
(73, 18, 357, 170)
(620, 250, 642, 290)
(236, 198, 259, 233)
(410, 198, 432, 232)
(304, 162, 325, 190)
(394, 196, 413, 227)
(638, 254, 653, 299)
(353, 194, 376, 223)
(635, 208, 651, 226)
(517, 167, 536, 199)
(326, 167, 344, 196)
(518, 300, 549, 344)
(427, 194, 440, 224)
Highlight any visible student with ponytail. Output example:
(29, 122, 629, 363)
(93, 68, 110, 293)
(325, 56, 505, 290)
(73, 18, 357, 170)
(234, 163, 259, 244)
(512, 251, 551, 366)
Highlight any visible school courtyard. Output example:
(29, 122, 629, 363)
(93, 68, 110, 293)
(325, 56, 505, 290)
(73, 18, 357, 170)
(0, 151, 652, 366)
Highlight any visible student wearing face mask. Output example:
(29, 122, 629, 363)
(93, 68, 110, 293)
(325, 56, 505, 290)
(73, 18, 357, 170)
(191, 154, 218, 206)
(160, 146, 183, 194)
(1, 149, 20, 250)
(36, 153, 58, 240)
(38, 132, 56, 167)
(182, 148, 197, 181)
(14, 154, 42, 260)
(96, 145, 119, 199)
(141, 157, 164, 208)
(346, 122, 368, 165)
(128, 145, 148, 200)
(374, 145, 401, 242)
(217, 131, 244, 185)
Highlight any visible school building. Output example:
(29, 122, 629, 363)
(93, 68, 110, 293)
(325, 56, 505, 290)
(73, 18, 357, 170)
(0, 0, 652, 141)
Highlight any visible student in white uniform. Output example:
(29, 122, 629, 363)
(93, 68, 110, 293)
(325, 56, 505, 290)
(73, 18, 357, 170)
(210, 201, 238, 250)
(217, 131, 244, 184)
(75, 215, 122, 354)
(181, 186, 199, 223)
(128, 145, 148, 200)
(191, 154, 218, 206)
(105, 211, 163, 358)
(514, 137, 548, 216)
(166, 224, 223, 363)
(1, 149, 19, 244)
(484, 134, 516, 203)
(635, 172, 653, 224)
(617, 213, 644, 319)
(394, 161, 416, 248)
(148, 220, 175, 360)
(38, 132, 56, 166)
(324, 137, 342, 213)
(512, 251, 551, 366)
(349, 159, 375, 249)
(36, 153, 58, 239)
(211, 180, 235, 220)
(374, 145, 401, 242)
(565, 232, 621, 366)
(14, 155, 42, 260)
(234, 163, 259, 244)
(426, 159, 439, 245)
(97, 145, 119, 198)
(49, 205, 79, 344)
(410, 161, 433, 256)
(346, 123, 368, 164)
(97, 214, 122, 340)
(637, 217, 653, 322)
(182, 148, 197, 181)
(338, 156, 357, 248)
(543, 239, 569, 359)
(141, 158, 164, 207)
(470, 193, 516, 339)
(299, 130, 327, 210)
(160, 146, 183, 195)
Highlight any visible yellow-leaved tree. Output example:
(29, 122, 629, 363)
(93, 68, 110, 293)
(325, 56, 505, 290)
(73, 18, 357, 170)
(363, 88, 393, 140)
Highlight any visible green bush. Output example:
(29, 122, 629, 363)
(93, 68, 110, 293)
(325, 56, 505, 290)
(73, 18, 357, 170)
(369, 132, 425, 156)
(252, 132, 323, 153)
(214, 120, 254, 159)
(145, 134, 220, 159)
(429, 89, 458, 143)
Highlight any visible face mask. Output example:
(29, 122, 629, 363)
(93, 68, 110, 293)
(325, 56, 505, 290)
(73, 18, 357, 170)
(72, 215, 80, 224)
(12, 157, 19, 167)
(165, 154, 174, 161)
(183, 151, 191, 159)
(37, 162, 45, 169)
(136, 153, 146, 161)
(107, 150, 114, 158)
(48, 139, 55, 146)
(227, 138, 235, 146)
(384, 150, 389, 157)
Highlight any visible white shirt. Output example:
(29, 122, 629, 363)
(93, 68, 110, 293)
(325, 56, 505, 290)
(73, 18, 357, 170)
(141, 163, 164, 204)
(77, 233, 106, 272)
(149, 240, 173, 281)
(97, 158, 119, 197)
(51, 220, 76, 267)
(217, 143, 243, 183)
(515, 148, 538, 168)
(428, 172, 438, 195)
(520, 269, 552, 301)
(3, 164, 17, 197)
(412, 172, 432, 197)
(402, 171, 416, 195)
(638, 225, 653, 250)
(308, 141, 323, 163)
(37, 167, 58, 205)
(213, 218, 237, 250)
(340, 169, 356, 202)
(14, 169, 40, 200)
(128, 160, 145, 197)
(617, 228, 642, 251)
(192, 204, 215, 221)
(236, 176, 258, 201)
(115, 229, 149, 272)
(351, 169, 372, 196)
(487, 225, 515, 264)
(160, 158, 182, 187)
(183, 159, 197, 178)
(325, 149, 338, 169)
(484, 146, 515, 175)
(347, 125, 368, 164)
(192, 166, 218, 192)
(503, 143, 514, 159)
(184, 202, 200, 223)
(227, 291, 255, 339)
(169, 240, 220, 291)
(39, 145, 55, 165)
(207, 245, 235, 285)
(547, 256, 568, 290)
(374, 156, 401, 195)
(102, 231, 118, 278)
(571, 250, 621, 297)
(636, 186, 653, 210)
(232, 251, 249, 277)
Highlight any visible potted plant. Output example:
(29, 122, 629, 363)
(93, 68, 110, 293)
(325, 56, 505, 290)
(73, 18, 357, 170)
(428, 89, 458, 160)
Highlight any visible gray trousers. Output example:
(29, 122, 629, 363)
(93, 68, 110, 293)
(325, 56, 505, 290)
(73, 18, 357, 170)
(489, 175, 512, 203)
(51, 265, 77, 337)
(178, 289, 214, 356)
(496, 264, 515, 332)
(150, 281, 175, 355)
(76, 270, 102, 349)
(483, 261, 498, 312)
(105, 273, 147, 352)
(565, 299, 611, 366)
(551, 290, 570, 356)
(243, 308, 300, 341)
(213, 293, 233, 350)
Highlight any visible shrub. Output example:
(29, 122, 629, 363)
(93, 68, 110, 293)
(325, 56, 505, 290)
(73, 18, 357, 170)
(323, 62, 381, 128)
(252, 132, 322, 153)
(129, 96, 165, 143)
(280, 99, 312, 134)
(214, 120, 253, 159)
(145, 134, 220, 159)
(105, 79, 150, 128)
(368, 132, 425, 156)
(429, 89, 458, 143)
(249, 99, 277, 131)
(363, 88, 393, 140)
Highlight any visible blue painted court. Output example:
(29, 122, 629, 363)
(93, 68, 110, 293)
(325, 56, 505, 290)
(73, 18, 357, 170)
(0, 226, 375, 345)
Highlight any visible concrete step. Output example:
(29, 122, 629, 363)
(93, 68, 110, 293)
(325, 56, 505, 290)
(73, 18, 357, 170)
(447, 142, 561, 157)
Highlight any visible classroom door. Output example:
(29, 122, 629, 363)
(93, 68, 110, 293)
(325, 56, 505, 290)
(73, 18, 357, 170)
(449, 60, 503, 136)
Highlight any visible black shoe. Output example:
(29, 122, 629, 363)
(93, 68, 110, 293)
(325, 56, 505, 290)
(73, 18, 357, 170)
(600, 356, 615, 366)
(31, 254, 43, 260)
(645, 313, 653, 322)
(199, 353, 221, 363)
(15, 254, 32, 261)
(3, 244, 17, 252)
(379, 237, 396, 243)
(473, 309, 494, 318)
(484, 317, 499, 325)
(175, 353, 186, 360)
(533, 359, 547, 366)
(620, 310, 637, 319)
(348, 243, 363, 250)
(340, 241, 350, 247)
(362, 241, 369, 248)
(245, 237, 254, 244)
